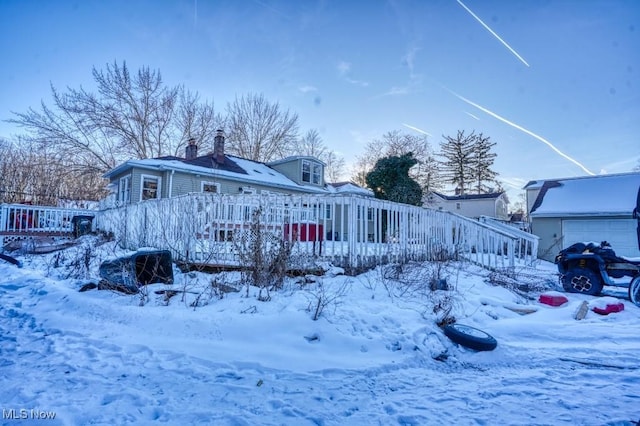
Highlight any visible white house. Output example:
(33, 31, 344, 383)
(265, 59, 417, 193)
(425, 191, 509, 220)
(524, 172, 640, 261)
(103, 130, 373, 205)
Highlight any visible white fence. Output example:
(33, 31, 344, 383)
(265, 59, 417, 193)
(478, 215, 538, 265)
(0, 203, 95, 238)
(95, 193, 539, 271)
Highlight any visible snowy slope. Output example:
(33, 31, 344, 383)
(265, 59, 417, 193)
(1, 239, 639, 425)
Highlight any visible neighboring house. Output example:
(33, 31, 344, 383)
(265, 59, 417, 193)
(103, 130, 373, 205)
(424, 191, 509, 220)
(524, 172, 640, 261)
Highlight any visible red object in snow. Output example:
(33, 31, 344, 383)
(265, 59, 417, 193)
(538, 293, 569, 307)
(592, 302, 625, 315)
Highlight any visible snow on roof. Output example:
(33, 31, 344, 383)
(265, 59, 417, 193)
(522, 180, 544, 190)
(228, 156, 328, 192)
(327, 181, 374, 197)
(524, 172, 640, 190)
(267, 155, 326, 166)
(531, 172, 640, 217)
(430, 191, 504, 201)
(104, 155, 328, 194)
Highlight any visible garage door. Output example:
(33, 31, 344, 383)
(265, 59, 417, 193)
(563, 219, 640, 258)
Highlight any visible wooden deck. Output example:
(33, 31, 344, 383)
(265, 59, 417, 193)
(2, 197, 541, 272)
(0, 203, 95, 244)
(96, 193, 540, 271)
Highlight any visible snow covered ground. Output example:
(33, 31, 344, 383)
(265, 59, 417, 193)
(1, 237, 639, 425)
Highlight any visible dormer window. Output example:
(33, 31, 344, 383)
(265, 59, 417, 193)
(302, 159, 322, 185)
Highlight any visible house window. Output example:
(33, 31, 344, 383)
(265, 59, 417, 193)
(141, 175, 161, 201)
(118, 175, 131, 204)
(312, 164, 321, 184)
(302, 160, 322, 184)
(302, 161, 311, 183)
(240, 186, 255, 194)
(202, 181, 220, 193)
(456, 202, 461, 210)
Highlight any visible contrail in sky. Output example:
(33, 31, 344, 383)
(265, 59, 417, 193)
(452, 92, 596, 176)
(194, 0, 197, 27)
(464, 111, 480, 120)
(402, 123, 432, 137)
(456, 0, 530, 67)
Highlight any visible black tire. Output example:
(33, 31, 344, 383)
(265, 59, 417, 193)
(443, 324, 497, 351)
(561, 267, 603, 295)
(629, 276, 640, 307)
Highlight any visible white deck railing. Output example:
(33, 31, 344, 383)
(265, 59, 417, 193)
(478, 215, 539, 266)
(95, 193, 539, 270)
(0, 203, 95, 236)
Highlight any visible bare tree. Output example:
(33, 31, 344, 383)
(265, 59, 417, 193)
(0, 136, 107, 204)
(175, 89, 224, 156)
(7, 61, 220, 201)
(352, 130, 441, 194)
(292, 129, 346, 183)
(323, 150, 347, 183)
(225, 93, 299, 162)
(0, 137, 30, 203)
(292, 129, 326, 158)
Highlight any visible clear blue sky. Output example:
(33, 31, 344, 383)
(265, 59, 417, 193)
(1, 0, 638, 197)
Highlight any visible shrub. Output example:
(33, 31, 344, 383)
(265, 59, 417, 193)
(233, 207, 294, 301)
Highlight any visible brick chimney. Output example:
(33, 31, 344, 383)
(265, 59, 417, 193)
(185, 137, 198, 160)
(214, 129, 225, 164)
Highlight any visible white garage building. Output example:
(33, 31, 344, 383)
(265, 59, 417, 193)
(524, 172, 640, 262)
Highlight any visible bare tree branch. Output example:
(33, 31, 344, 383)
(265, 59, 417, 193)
(6, 61, 221, 201)
(225, 93, 299, 162)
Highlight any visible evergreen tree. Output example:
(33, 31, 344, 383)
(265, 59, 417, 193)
(365, 153, 423, 206)
(352, 130, 441, 194)
(439, 130, 475, 194)
(470, 132, 498, 194)
(440, 130, 499, 195)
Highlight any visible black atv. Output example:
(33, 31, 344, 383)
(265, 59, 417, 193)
(555, 241, 640, 306)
